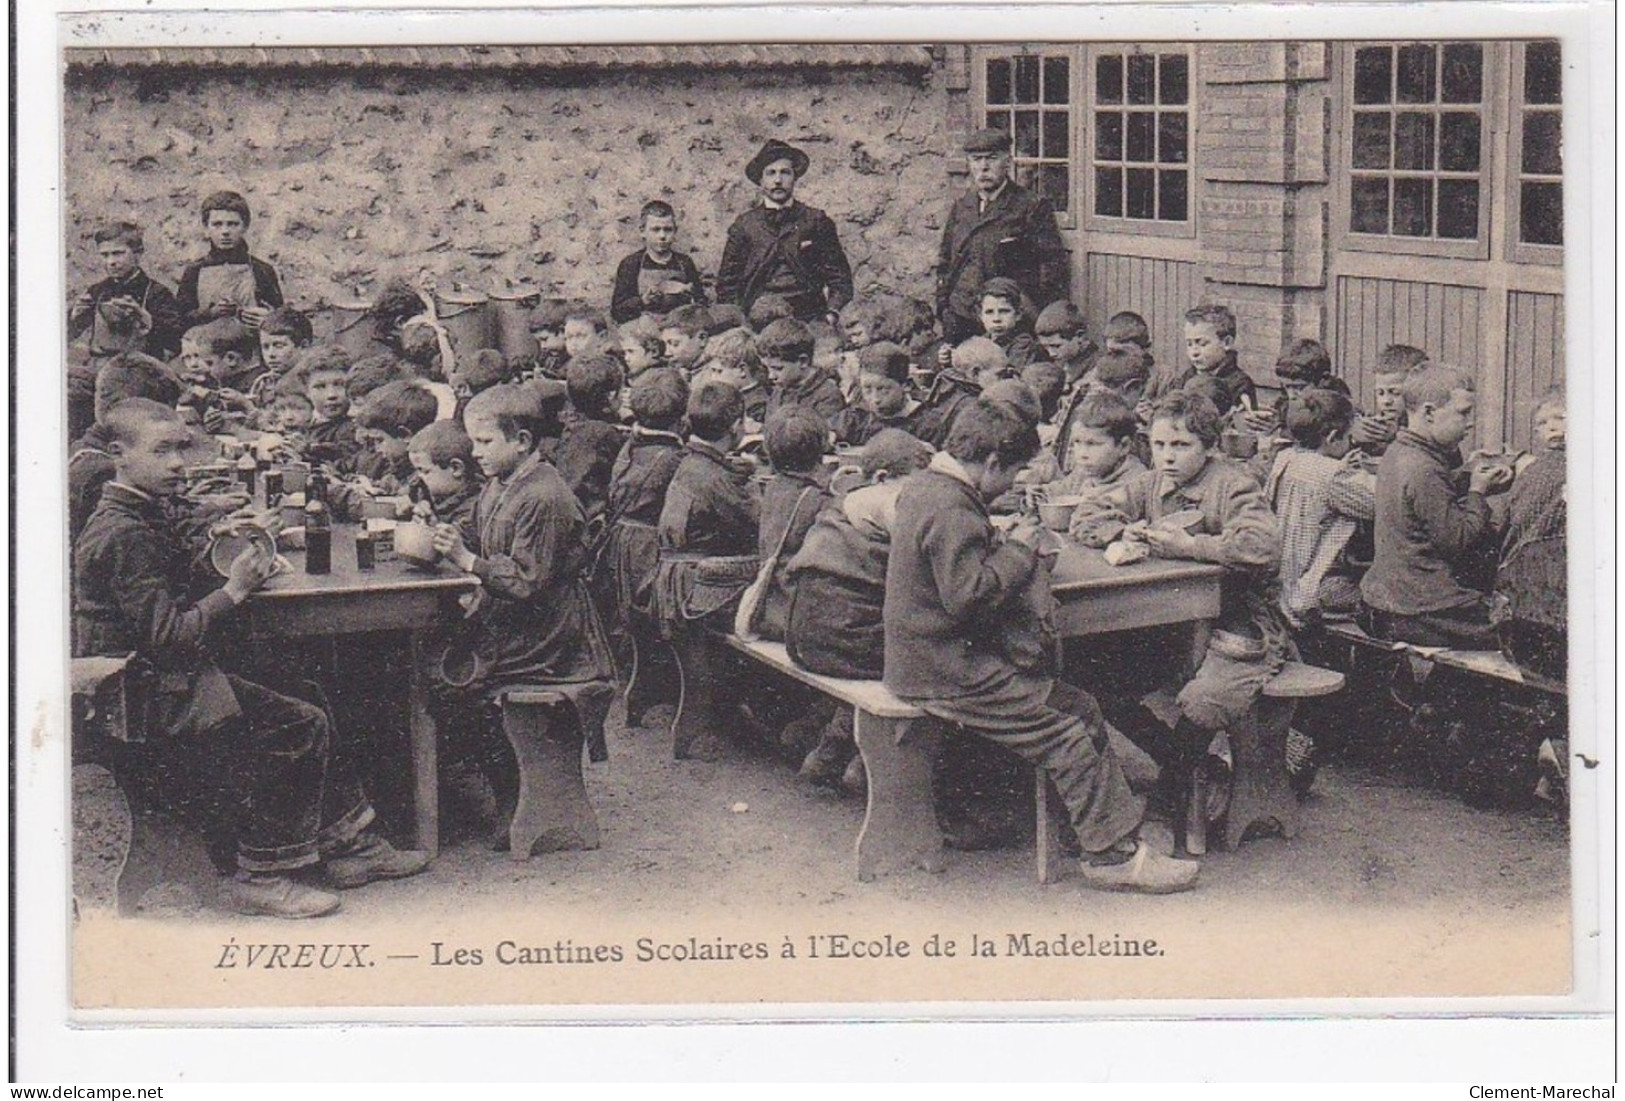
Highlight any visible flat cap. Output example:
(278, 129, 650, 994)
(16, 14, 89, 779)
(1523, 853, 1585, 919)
(963, 127, 1012, 155)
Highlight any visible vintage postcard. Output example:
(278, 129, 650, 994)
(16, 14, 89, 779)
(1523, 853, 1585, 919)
(13, 0, 1614, 1080)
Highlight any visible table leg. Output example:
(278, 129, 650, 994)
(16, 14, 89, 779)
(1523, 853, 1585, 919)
(408, 635, 440, 857)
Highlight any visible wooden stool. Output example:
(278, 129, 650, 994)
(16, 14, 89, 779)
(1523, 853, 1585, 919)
(496, 682, 613, 860)
(1189, 662, 1345, 855)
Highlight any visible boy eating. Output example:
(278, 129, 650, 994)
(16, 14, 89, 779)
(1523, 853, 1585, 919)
(611, 200, 708, 323)
(1048, 392, 1147, 509)
(176, 190, 284, 330)
(759, 318, 845, 421)
(1351, 343, 1429, 456)
(69, 220, 184, 361)
(73, 399, 428, 917)
(408, 419, 484, 531)
(1181, 304, 1255, 416)
(831, 342, 926, 446)
(247, 306, 315, 410)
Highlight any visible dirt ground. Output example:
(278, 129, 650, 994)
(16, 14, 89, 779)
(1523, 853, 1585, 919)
(78, 691, 1575, 1011)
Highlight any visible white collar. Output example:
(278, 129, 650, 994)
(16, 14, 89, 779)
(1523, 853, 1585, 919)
(928, 449, 977, 490)
(761, 196, 797, 212)
(977, 180, 1010, 208)
(109, 481, 155, 502)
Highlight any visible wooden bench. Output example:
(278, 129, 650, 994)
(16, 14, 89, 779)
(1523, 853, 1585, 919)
(487, 681, 615, 860)
(721, 636, 1069, 884)
(1322, 620, 1564, 696)
(1187, 660, 1346, 855)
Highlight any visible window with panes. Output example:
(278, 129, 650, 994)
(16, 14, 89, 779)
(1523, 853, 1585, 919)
(1513, 40, 1563, 256)
(1091, 50, 1191, 225)
(982, 53, 1074, 218)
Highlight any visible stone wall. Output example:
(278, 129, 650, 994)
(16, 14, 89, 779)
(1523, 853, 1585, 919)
(62, 61, 952, 314)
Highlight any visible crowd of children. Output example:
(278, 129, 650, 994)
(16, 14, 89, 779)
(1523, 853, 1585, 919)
(68, 175, 1568, 915)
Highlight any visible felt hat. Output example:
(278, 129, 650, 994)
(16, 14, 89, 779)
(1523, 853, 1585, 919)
(963, 127, 1012, 155)
(746, 139, 811, 184)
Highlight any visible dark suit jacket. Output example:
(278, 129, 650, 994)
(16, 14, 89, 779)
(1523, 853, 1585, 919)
(610, 249, 707, 324)
(716, 202, 853, 321)
(936, 182, 1067, 330)
(69, 268, 185, 360)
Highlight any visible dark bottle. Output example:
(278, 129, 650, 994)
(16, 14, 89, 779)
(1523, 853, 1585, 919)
(304, 500, 332, 575)
(236, 453, 258, 496)
(307, 470, 329, 506)
(354, 529, 376, 571)
(263, 469, 284, 509)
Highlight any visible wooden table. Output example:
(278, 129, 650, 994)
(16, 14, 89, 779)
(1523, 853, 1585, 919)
(239, 526, 479, 856)
(1048, 540, 1225, 638)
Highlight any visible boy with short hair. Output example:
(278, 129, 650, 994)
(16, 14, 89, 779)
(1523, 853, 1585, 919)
(298, 346, 361, 470)
(912, 336, 998, 450)
(617, 315, 666, 379)
(563, 306, 611, 362)
(1351, 343, 1430, 456)
(1182, 304, 1255, 416)
(886, 397, 1198, 892)
(348, 379, 441, 495)
(831, 341, 926, 447)
(176, 190, 284, 330)
(1047, 392, 1147, 507)
(1496, 388, 1566, 680)
(69, 352, 184, 543)
(1075, 393, 1283, 774)
(73, 399, 428, 918)
(248, 306, 315, 410)
(1265, 387, 1375, 628)
(1360, 365, 1511, 648)
(450, 348, 512, 407)
(69, 220, 185, 361)
(658, 381, 760, 558)
(175, 318, 259, 431)
(1035, 300, 1098, 390)
(660, 304, 713, 375)
(407, 419, 484, 532)
(758, 318, 845, 422)
(693, 327, 768, 427)
(428, 382, 616, 837)
(753, 406, 833, 642)
(975, 277, 1044, 372)
(746, 293, 797, 332)
(558, 353, 629, 525)
(524, 299, 572, 380)
(611, 200, 709, 324)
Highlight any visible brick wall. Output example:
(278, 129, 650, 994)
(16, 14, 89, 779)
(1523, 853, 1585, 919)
(62, 61, 952, 315)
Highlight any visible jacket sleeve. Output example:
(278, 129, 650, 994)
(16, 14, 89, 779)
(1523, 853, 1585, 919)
(1408, 465, 1491, 560)
(715, 222, 750, 307)
(144, 282, 186, 360)
(813, 213, 854, 315)
(1329, 462, 1377, 522)
(255, 258, 285, 309)
(175, 261, 205, 327)
(1187, 472, 1280, 571)
(106, 526, 238, 655)
(920, 503, 1036, 624)
(610, 254, 644, 324)
(1026, 194, 1069, 306)
(1071, 471, 1152, 546)
(470, 494, 573, 602)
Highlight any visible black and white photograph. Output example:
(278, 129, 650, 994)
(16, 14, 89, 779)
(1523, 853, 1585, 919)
(12, 0, 1613, 1080)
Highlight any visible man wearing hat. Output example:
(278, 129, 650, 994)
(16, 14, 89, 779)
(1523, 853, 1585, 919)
(936, 128, 1069, 344)
(716, 139, 854, 324)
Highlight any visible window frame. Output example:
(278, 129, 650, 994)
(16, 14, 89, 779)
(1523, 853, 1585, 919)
(1081, 43, 1198, 240)
(970, 45, 1081, 230)
(1334, 40, 1499, 262)
(1506, 40, 1565, 267)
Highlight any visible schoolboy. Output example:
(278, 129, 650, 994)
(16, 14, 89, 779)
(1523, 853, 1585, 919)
(564, 307, 612, 362)
(1074, 392, 1282, 775)
(1496, 389, 1566, 680)
(175, 191, 284, 330)
(977, 277, 1045, 371)
(612, 200, 708, 324)
(694, 327, 768, 427)
(885, 397, 1198, 892)
(1360, 365, 1511, 649)
(69, 221, 185, 361)
(753, 407, 833, 642)
(557, 353, 630, 525)
(449, 348, 512, 409)
(1182, 304, 1255, 416)
(524, 299, 573, 380)
(618, 315, 666, 379)
(831, 342, 926, 447)
(349, 380, 441, 495)
(69, 352, 183, 544)
(660, 304, 712, 375)
(1239, 338, 1352, 439)
(759, 318, 845, 421)
(1351, 343, 1429, 456)
(298, 346, 361, 470)
(408, 419, 484, 532)
(247, 306, 315, 410)
(175, 318, 258, 431)
(73, 399, 428, 917)
(1035, 301, 1099, 391)
(657, 381, 760, 558)
(786, 429, 933, 783)
(911, 336, 997, 450)
(746, 293, 797, 332)
(1264, 387, 1375, 628)
(263, 387, 314, 440)
(1045, 392, 1148, 508)
(428, 383, 615, 834)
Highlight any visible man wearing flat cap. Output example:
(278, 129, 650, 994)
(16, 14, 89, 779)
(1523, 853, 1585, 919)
(936, 127, 1069, 343)
(716, 139, 854, 324)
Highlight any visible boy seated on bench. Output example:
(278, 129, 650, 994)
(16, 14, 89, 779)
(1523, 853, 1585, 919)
(1495, 388, 1566, 682)
(884, 397, 1198, 893)
(72, 399, 428, 918)
(427, 382, 616, 845)
(1359, 364, 1512, 650)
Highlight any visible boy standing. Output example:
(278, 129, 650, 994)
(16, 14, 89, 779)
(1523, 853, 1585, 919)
(611, 200, 708, 324)
(73, 400, 428, 917)
(176, 191, 284, 331)
(885, 398, 1198, 893)
(1361, 365, 1511, 649)
(69, 221, 185, 361)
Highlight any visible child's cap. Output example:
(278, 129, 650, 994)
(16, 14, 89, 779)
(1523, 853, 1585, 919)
(1034, 300, 1087, 338)
(856, 428, 933, 476)
(857, 341, 910, 384)
(983, 379, 1043, 428)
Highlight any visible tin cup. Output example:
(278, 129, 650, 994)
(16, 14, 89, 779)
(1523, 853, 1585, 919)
(354, 530, 377, 571)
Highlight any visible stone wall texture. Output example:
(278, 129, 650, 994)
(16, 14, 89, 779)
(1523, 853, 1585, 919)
(63, 61, 952, 313)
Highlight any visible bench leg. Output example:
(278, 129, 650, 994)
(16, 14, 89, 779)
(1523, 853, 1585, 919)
(500, 699, 601, 860)
(72, 763, 132, 918)
(408, 636, 440, 857)
(624, 616, 677, 728)
(1035, 772, 1069, 885)
(853, 713, 945, 881)
(1222, 697, 1299, 851)
(669, 624, 729, 761)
